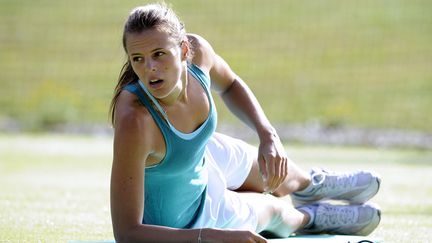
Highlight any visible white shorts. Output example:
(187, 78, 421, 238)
(191, 133, 259, 231)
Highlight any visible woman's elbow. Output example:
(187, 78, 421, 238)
(113, 225, 140, 243)
(113, 229, 129, 243)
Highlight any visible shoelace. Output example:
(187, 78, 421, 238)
(315, 204, 358, 228)
(312, 169, 359, 196)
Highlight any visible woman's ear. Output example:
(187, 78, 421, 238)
(180, 41, 189, 61)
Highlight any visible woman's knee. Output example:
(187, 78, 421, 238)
(263, 196, 289, 226)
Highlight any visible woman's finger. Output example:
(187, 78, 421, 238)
(269, 155, 288, 192)
(276, 158, 286, 190)
(257, 154, 270, 193)
(267, 154, 277, 190)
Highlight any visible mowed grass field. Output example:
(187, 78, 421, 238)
(0, 0, 431, 131)
(0, 134, 431, 243)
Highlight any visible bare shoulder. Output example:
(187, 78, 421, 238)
(113, 90, 156, 155)
(187, 33, 216, 72)
(187, 33, 213, 52)
(114, 90, 151, 132)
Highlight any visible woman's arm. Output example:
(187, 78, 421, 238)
(189, 34, 288, 193)
(110, 92, 198, 242)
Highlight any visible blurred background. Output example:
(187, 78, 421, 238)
(1, 0, 431, 148)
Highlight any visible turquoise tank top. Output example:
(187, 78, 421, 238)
(124, 64, 217, 228)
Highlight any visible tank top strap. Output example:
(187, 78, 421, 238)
(188, 63, 211, 92)
(137, 80, 170, 121)
(123, 82, 171, 136)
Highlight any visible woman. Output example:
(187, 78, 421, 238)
(110, 3, 381, 243)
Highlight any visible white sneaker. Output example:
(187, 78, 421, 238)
(297, 202, 381, 235)
(291, 168, 381, 206)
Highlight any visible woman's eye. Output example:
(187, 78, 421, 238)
(132, 56, 143, 62)
(154, 51, 165, 57)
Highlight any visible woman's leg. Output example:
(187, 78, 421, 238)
(205, 134, 309, 236)
(206, 133, 381, 236)
(237, 156, 311, 197)
(236, 192, 309, 237)
(233, 184, 382, 237)
(238, 152, 381, 206)
(207, 132, 311, 197)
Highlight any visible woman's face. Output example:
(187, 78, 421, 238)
(126, 28, 186, 102)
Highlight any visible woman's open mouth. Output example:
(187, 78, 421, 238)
(149, 79, 164, 89)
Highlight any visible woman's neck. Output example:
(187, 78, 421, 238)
(158, 63, 189, 107)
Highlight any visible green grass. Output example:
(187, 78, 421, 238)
(0, 134, 431, 242)
(0, 0, 431, 131)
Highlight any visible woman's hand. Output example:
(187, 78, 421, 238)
(202, 228, 268, 243)
(257, 132, 288, 194)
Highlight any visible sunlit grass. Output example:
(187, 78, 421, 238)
(0, 134, 431, 242)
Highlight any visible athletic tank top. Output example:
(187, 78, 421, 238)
(124, 64, 217, 228)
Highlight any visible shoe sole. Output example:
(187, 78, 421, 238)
(355, 202, 382, 236)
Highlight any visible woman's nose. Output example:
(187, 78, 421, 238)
(146, 60, 157, 72)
